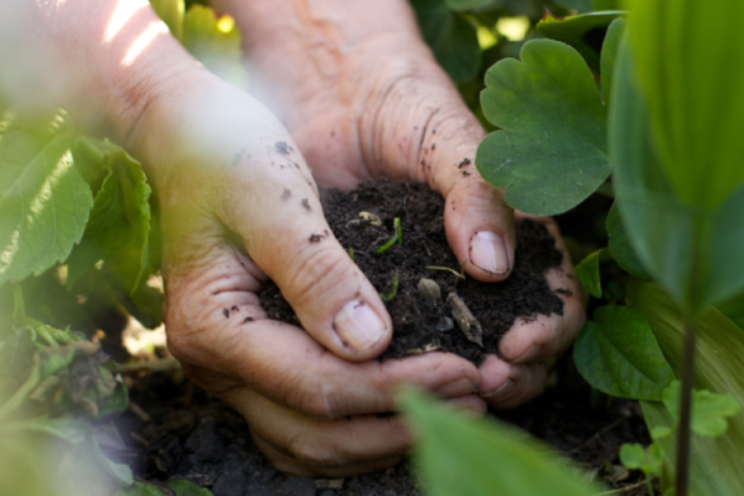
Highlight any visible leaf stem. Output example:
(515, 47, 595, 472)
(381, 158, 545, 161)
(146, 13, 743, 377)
(675, 319, 696, 496)
(424, 266, 465, 279)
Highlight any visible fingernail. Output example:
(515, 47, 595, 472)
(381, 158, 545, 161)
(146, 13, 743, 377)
(470, 231, 509, 275)
(334, 300, 385, 351)
(435, 378, 479, 397)
(482, 379, 515, 399)
(512, 344, 542, 364)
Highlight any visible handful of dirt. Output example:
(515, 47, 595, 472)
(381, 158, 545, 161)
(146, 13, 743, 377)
(258, 180, 565, 365)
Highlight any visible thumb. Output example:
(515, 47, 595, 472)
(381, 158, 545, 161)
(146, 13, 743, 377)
(228, 145, 393, 361)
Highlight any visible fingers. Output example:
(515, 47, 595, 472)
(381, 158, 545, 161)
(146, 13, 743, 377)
(498, 215, 585, 364)
(478, 355, 548, 410)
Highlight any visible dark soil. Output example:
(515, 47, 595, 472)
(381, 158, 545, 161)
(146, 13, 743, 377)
(117, 355, 652, 496)
(258, 180, 565, 365)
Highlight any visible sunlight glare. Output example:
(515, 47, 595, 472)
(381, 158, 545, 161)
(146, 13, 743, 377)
(496, 16, 530, 42)
(122, 21, 169, 67)
(105, 0, 149, 43)
(28, 149, 73, 222)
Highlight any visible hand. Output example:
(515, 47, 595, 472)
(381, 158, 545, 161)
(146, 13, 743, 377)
(127, 68, 484, 476)
(214, 0, 586, 410)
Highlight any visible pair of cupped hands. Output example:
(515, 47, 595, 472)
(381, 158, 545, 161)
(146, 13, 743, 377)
(11, 0, 584, 477)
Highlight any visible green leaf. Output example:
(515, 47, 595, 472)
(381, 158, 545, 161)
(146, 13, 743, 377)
(98, 376, 129, 417)
(628, 280, 744, 495)
(630, 0, 744, 208)
(122, 481, 214, 496)
(715, 290, 744, 330)
(167, 480, 214, 496)
(445, 0, 494, 11)
(149, 0, 184, 40)
(552, 0, 593, 13)
(610, 37, 744, 312)
(606, 201, 650, 280)
(411, 0, 481, 83)
(599, 17, 625, 105)
(66, 141, 151, 293)
(91, 438, 134, 486)
(476, 40, 610, 215)
(536, 11, 626, 72)
(400, 390, 602, 496)
(662, 381, 741, 438)
(618, 443, 644, 470)
(0, 111, 93, 286)
(574, 306, 675, 401)
(574, 248, 602, 298)
(182, 6, 246, 87)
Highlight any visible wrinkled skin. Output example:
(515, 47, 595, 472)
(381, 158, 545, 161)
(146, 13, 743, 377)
(2, 0, 584, 477)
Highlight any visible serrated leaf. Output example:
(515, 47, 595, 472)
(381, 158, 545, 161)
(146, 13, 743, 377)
(400, 390, 602, 496)
(599, 17, 625, 105)
(574, 248, 602, 298)
(610, 37, 744, 312)
(606, 201, 650, 280)
(182, 6, 245, 87)
(0, 111, 93, 286)
(574, 306, 675, 401)
(662, 381, 741, 438)
(476, 40, 610, 215)
(630, 0, 744, 208)
(66, 141, 151, 293)
(411, 0, 481, 83)
(629, 280, 744, 495)
(537, 11, 626, 71)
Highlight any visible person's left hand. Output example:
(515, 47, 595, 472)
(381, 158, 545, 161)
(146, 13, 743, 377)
(211, 0, 586, 408)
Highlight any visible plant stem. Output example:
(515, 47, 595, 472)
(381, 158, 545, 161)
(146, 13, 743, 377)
(675, 319, 696, 496)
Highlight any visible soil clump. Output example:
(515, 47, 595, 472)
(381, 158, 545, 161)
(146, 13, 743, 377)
(258, 179, 565, 364)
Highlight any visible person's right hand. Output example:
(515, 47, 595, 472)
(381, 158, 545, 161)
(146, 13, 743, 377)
(128, 66, 484, 476)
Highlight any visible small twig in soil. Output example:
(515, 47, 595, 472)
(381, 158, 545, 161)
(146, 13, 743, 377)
(128, 401, 152, 423)
(424, 265, 465, 279)
(569, 417, 628, 453)
(380, 272, 400, 302)
(597, 479, 652, 495)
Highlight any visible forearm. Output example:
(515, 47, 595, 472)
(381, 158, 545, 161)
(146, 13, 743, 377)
(0, 0, 199, 144)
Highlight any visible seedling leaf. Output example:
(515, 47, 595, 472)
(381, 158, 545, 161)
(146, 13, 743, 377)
(574, 248, 603, 298)
(380, 272, 400, 302)
(574, 306, 675, 401)
(476, 39, 610, 216)
(377, 218, 401, 254)
(662, 381, 741, 438)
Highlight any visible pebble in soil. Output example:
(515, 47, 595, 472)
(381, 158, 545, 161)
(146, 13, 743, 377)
(258, 180, 566, 365)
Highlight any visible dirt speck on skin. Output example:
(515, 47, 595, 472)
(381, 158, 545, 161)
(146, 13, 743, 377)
(275, 141, 294, 154)
(281, 188, 291, 200)
(259, 179, 564, 365)
(301, 198, 311, 211)
(309, 233, 324, 243)
(458, 158, 471, 168)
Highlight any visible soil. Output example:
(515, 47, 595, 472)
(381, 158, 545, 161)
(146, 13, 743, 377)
(258, 179, 565, 365)
(117, 356, 652, 496)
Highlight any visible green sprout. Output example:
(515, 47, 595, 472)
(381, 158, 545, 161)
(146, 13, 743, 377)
(377, 218, 402, 254)
(379, 272, 400, 302)
(425, 265, 465, 279)
(348, 247, 355, 260)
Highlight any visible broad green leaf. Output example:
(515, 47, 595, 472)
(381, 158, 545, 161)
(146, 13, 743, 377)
(149, 0, 184, 40)
(476, 40, 610, 215)
(66, 141, 151, 293)
(445, 0, 494, 11)
(411, 0, 481, 83)
(599, 17, 625, 105)
(574, 306, 674, 401)
(182, 6, 246, 87)
(630, 0, 744, 208)
(628, 280, 744, 496)
(401, 390, 602, 496)
(1, 416, 88, 444)
(552, 0, 593, 13)
(0, 111, 93, 286)
(91, 438, 134, 486)
(610, 37, 744, 311)
(536, 11, 626, 71)
(618, 443, 644, 469)
(606, 201, 650, 280)
(715, 291, 744, 330)
(574, 248, 602, 298)
(167, 480, 214, 496)
(662, 381, 741, 438)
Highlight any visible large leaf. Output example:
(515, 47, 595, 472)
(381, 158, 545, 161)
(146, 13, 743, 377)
(605, 201, 650, 280)
(574, 248, 602, 298)
(0, 111, 93, 286)
(401, 390, 602, 496)
(630, 0, 744, 208)
(628, 280, 744, 496)
(599, 17, 625, 105)
(411, 0, 481, 83)
(149, 0, 184, 40)
(537, 11, 626, 71)
(66, 141, 151, 293)
(610, 37, 744, 312)
(574, 305, 674, 401)
(476, 40, 610, 215)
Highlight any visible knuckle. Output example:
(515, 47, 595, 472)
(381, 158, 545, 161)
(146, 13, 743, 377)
(285, 373, 340, 420)
(287, 433, 340, 467)
(286, 245, 355, 307)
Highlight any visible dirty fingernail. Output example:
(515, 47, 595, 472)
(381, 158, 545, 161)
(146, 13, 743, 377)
(470, 231, 509, 275)
(435, 378, 478, 397)
(512, 344, 542, 364)
(334, 300, 385, 351)
(482, 379, 515, 399)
